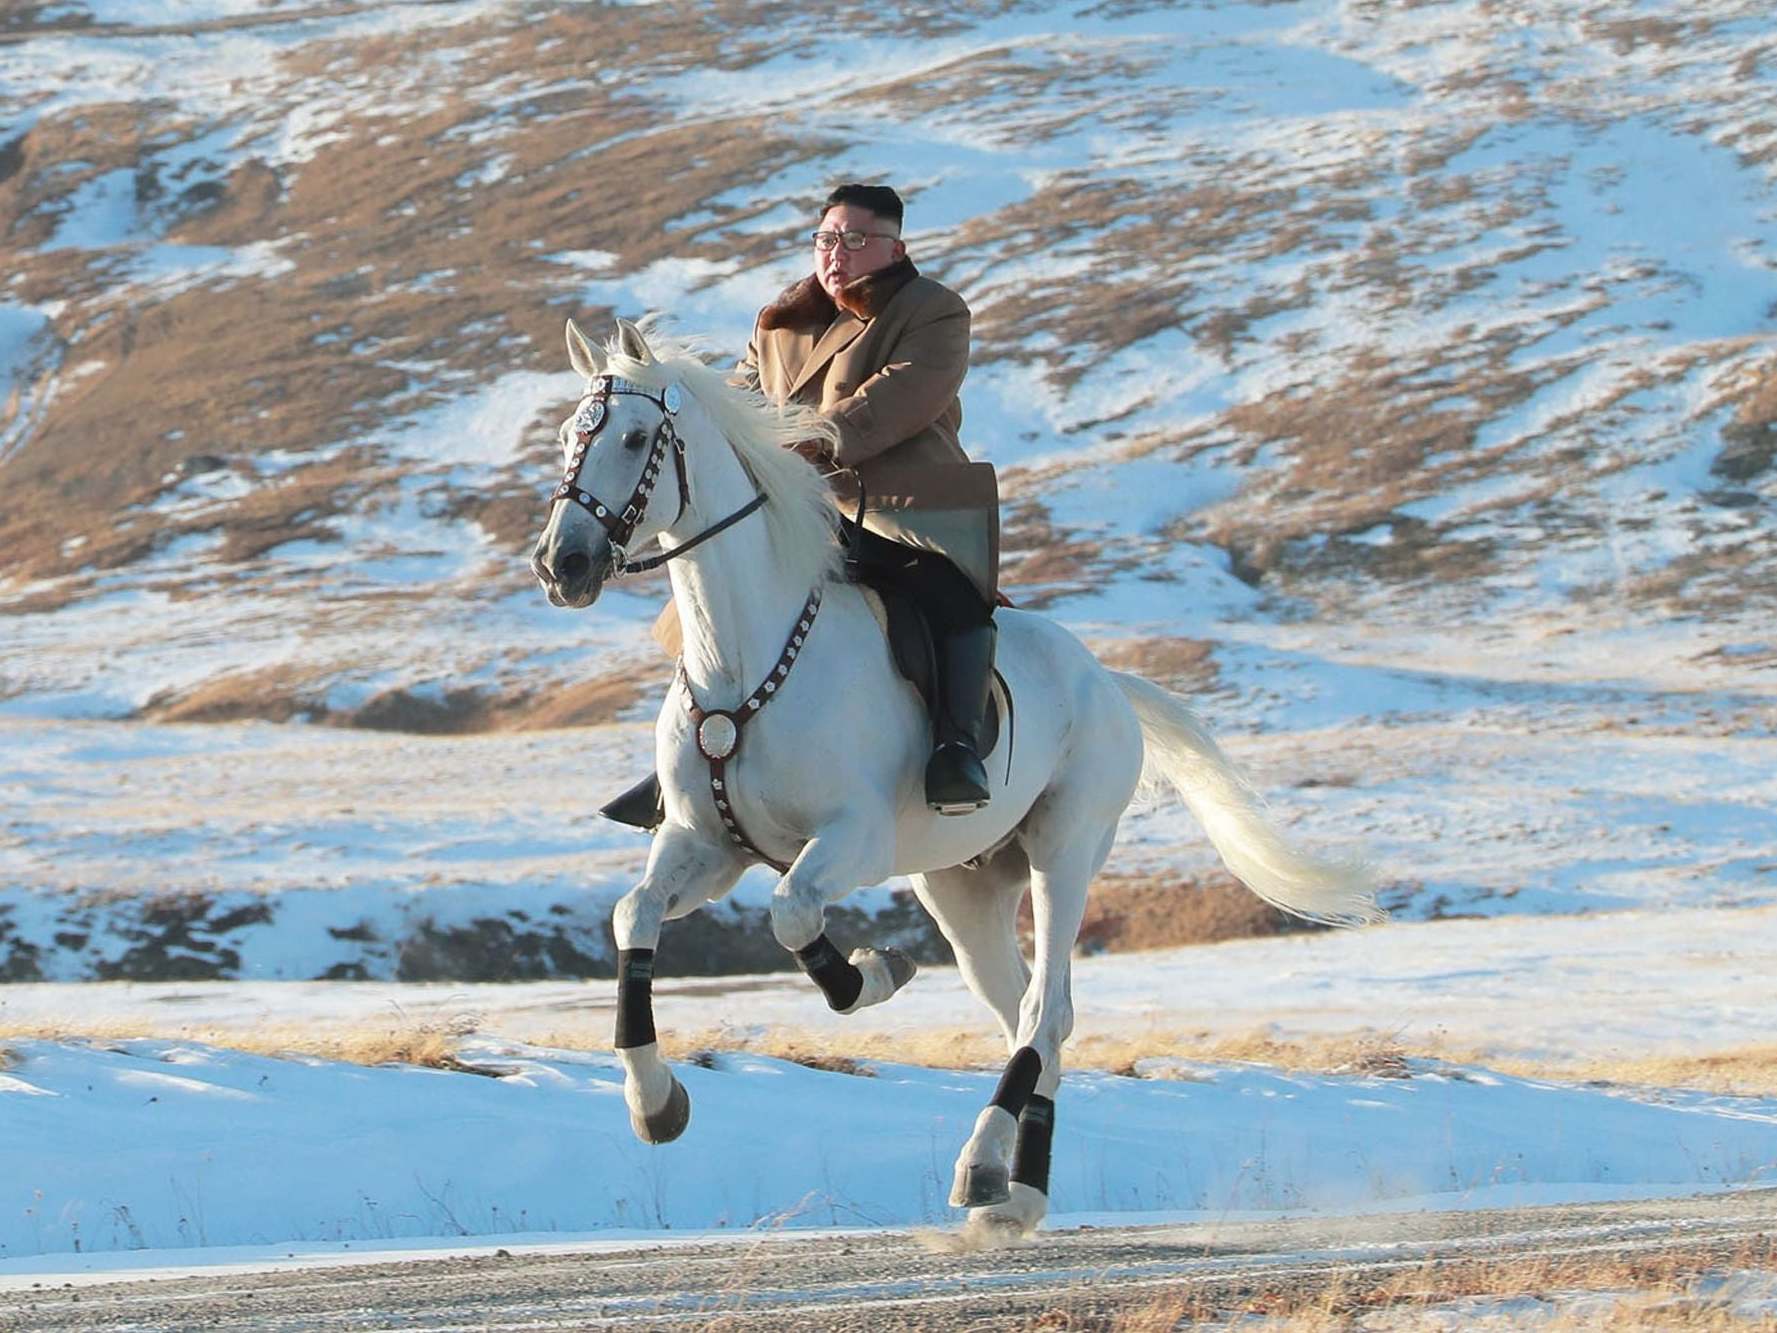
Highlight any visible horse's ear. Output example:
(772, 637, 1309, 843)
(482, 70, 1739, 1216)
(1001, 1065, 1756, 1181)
(565, 319, 605, 379)
(614, 317, 657, 366)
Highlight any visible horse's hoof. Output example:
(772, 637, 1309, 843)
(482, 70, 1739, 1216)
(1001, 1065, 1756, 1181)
(880, 947, 917, 991)
(630, 1075, 690, 1145)
(840, 947, 918, 1013)
(961, 1208, 1033, 1248)
(969, 1182, 1048, 1239)
(950, 1162, 1010, 1209)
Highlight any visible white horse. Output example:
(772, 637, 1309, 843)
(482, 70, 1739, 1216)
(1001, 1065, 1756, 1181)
(531, 317, 1380, 1237)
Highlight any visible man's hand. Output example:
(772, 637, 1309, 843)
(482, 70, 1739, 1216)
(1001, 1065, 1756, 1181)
(789, 439, 837, 471)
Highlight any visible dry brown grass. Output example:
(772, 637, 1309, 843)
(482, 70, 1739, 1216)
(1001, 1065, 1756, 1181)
(7, 1016, 1777, 1104)
(137, 661, 661, 731)
(659, 1025, 1005, 1073)
(1090, 636, 1218, 693)
(0, 6, 818, 587)
(650, 1024, 1420, 1082)
(0, 1020, 473, 1071)
(1482, 1046, 1777, 1100)
(1057, 870, 1314, 954)
(0, 1016, 1426, 1081)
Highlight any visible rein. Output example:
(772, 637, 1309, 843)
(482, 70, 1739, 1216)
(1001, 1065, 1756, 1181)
(550, 375, 766, 575)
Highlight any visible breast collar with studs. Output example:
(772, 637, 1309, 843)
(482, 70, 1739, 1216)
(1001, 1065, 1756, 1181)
(676, 586, 823, 872)
(551, 375, 767, 575)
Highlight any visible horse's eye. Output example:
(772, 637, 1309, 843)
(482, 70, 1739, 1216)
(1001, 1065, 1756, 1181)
(623, 428, 649, 451)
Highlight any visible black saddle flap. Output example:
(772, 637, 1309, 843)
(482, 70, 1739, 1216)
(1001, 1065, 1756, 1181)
(855, 576, 1000, 758)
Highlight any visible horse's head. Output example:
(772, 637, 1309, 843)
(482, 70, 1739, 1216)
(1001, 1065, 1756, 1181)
(532, 317, 688, 609)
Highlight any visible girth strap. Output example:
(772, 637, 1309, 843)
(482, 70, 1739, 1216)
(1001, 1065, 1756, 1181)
(678, 588, 823, 872)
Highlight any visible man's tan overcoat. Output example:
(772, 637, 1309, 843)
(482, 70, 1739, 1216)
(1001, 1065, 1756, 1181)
(738, 257, 999, 603)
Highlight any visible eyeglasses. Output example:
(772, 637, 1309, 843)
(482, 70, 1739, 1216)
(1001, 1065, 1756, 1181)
(811, 229, 898, 251)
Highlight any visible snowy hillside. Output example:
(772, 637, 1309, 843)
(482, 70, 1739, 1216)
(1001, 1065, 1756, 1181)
(5, 0, 1774, 712)
(3, 0, 1776, 973)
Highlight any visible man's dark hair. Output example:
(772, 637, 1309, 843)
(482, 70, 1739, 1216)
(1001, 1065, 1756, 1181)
(822, 183, 904, 229)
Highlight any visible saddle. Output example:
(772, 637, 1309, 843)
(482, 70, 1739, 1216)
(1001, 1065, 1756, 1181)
(645, 555, 1008, 770)
(847, 567, 1003, 763)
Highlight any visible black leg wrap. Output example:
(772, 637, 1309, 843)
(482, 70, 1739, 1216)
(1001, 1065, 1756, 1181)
(1010, 1094, 1055, 1194)
(794, 934, 863, 1012)
(989, 1046, 1042, 1117)
(614, 948, 657, 1049)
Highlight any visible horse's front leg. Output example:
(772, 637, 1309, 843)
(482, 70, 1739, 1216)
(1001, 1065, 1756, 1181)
(769, 818, 914, 1014)
(612, 827, 745, 1144)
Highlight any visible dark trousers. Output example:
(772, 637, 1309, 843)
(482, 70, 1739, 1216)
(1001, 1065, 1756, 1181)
(840, 518, 992, 636)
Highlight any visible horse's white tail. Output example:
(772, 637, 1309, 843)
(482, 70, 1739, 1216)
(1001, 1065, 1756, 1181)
(1110, 671, 1384, 927)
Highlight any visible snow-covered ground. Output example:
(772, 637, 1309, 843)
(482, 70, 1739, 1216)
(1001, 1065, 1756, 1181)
(1, 1031, 1773, 1273)
(3, 906, 1775, 1273)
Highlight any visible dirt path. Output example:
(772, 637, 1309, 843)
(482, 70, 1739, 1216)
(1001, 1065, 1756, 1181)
(5, 1191, 1773, 1331)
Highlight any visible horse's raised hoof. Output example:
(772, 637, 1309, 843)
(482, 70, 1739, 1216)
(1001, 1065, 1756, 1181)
(630, 1075, 690, 1145)
(950, 1162, 1011, 1209)
(839, 946, 918, 1014)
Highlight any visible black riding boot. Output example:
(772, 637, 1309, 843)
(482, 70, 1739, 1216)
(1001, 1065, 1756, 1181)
(926, 621, 996, 815)
(600, 772, 664, 831)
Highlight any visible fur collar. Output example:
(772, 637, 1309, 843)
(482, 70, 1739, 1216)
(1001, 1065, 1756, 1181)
(758, 257, 920, 331)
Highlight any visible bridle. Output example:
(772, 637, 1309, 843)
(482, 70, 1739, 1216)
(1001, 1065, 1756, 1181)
(548, 372, 822, 870)
(549, 375, 766, 575)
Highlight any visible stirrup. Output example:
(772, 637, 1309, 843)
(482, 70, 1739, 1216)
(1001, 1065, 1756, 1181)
(926, 742, 990, 815)
(600, 773, 664, 831)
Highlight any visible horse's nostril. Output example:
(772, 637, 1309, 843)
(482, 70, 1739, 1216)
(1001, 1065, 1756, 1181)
(559, 551, 591, 583)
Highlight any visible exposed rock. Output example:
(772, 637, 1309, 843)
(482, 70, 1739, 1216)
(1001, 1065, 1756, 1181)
(395, 915, 608, 982)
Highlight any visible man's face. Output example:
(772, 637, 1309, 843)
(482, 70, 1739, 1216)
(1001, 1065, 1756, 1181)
(814, 203, 904, 300)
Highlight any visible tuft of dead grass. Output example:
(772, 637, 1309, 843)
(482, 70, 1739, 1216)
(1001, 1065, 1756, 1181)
(1480, 1045, 1777, 1100)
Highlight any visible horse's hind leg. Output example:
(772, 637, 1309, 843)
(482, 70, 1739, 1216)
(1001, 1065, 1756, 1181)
(950, 815, 1117, 1214)
(911, 846, 1053, 1236)
(611, 828, 744, 1144)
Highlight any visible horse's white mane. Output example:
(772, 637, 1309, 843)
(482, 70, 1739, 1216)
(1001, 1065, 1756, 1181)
(600, 323, 843, 593)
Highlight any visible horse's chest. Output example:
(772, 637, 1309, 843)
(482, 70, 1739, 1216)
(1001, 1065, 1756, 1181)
(664, 710, 838, 857)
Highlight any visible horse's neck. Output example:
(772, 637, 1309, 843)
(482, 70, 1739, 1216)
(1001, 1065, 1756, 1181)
(664, 442, 811, 702)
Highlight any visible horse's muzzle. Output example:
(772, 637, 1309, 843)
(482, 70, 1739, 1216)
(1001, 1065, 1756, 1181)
(532, 539, 611, 609)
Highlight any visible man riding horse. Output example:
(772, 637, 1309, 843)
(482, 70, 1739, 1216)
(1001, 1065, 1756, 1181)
(602, 182, 1000, 827)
